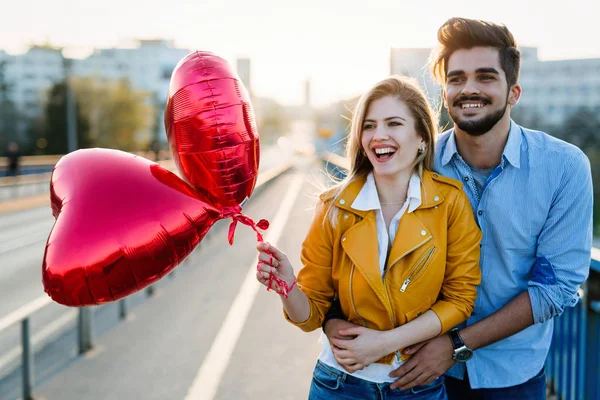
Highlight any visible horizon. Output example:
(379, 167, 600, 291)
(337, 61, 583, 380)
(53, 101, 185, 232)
(2, 0, 596, 106)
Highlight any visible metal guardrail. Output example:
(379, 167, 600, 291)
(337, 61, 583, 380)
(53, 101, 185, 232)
(0, 160, 293, 400)
(321, 152, 600, 400)
(0, 153, 175, 200)
(546, 248, 600, 400)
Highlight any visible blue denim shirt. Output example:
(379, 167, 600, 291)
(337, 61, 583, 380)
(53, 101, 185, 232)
(435, 121, 593, 388)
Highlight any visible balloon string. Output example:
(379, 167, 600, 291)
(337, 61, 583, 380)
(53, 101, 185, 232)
(223, 208, 288, 295)
(266, 274, 297, 299)
(224, 208, 269, 245)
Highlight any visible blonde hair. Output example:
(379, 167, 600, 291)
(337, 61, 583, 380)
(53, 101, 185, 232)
(324, 75, 438, 227)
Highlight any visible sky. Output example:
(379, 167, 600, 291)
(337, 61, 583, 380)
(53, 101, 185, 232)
(1, 0, 597, 106)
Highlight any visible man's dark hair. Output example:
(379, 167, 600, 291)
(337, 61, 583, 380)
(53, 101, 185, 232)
(431, 17, 521, 88)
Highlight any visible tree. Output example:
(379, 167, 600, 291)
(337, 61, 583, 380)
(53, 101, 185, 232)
(255, 97, 289, 146)
(510, 106, 556, 136)
(561, 108, 600, 152)
(74, 78, 154, 151)
(40, 77, 154, 154)
(0, 60, 19, 152)
(41, 80, 91, 154)
(561, 108, 600, 233)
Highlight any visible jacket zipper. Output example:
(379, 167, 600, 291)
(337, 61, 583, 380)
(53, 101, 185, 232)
(387, 236, 432, 273)
(383, 241, 434, 327)
(400, 247, 436, 292)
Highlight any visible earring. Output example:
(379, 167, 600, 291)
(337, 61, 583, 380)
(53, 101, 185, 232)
(418, 147, 426, 154)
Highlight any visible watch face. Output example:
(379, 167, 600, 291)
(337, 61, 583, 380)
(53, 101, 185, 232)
(454, 348, 473, 362)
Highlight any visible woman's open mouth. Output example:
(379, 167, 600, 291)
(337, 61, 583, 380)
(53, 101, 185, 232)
(372, 147, 397, 162)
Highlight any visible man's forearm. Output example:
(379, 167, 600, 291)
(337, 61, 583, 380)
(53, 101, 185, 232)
(322, 297, 345, 328)
(461, 291, 534, 350)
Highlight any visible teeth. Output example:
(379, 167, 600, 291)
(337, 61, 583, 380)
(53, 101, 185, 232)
(374, 148, 395, 155)
(461, 103, 483, 109)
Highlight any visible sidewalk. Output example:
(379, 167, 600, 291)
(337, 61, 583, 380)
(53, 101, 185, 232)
(26, 170, 322, 400)
(0, 194, 48, 215)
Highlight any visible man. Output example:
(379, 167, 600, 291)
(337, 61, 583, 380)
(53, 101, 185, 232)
(324, 17, 593, 398)
(5, 141, 20, 177)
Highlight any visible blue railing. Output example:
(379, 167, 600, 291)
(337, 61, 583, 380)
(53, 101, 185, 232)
(546, 249, 600, 400)
(322, 153, 600, 400)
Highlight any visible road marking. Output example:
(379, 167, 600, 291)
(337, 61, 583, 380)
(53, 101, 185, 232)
(0, 231, 48, 255)
(0, 309, 77, 376)
(184, 173, 305, 400)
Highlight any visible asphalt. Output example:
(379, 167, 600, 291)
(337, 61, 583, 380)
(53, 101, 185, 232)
(2, 162, 325, 400)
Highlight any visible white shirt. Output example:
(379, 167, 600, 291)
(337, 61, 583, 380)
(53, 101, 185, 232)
(318, 171, 423, 383)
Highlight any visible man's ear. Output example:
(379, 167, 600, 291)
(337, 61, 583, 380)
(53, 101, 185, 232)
(508, 84, 522, 106)
(443, 90, 449, 109)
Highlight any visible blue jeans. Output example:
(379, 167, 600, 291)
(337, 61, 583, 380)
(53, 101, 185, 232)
(309, 360, 447, 400)
(446, 367, 546, 400)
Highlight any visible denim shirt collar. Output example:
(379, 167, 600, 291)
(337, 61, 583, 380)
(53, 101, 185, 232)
(441, 120, 522, 169)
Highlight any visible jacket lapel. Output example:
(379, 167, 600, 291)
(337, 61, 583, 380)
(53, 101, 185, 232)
(387, 171, 442, 268)
(387, 211, 432, 269)
(341, 212, 388, 302)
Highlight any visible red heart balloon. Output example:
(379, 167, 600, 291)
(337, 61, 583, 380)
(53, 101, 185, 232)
(42, 148, 221, 306)
(164, 51, 260, 210)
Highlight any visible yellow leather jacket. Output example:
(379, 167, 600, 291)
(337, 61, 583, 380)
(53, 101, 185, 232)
(285, 170, 481, 364)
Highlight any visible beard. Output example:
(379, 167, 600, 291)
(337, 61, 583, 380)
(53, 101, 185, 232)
(449, 95, 508, 136)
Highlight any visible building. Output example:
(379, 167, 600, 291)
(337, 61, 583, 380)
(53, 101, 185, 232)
(70, 40, 191, 142)
(390, 46, 600, 125)
(518, 47, 600, 125)
(389, 48, 442, 108)
(0, 46, 65, 139)
(236, 57, 252, 96)
(0, 40, 192, 146)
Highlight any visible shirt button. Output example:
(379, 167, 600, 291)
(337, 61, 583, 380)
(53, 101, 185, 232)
(464, 177, 469, 182)
(342, 237, 347, 242)
(420, 230, 427, 236)
(433, 174, 438, 178)
(433, 196, 440, 201)
(340, 199, 345, 205)
(478, 211, 483, 216)
(344, 214, 349, 219)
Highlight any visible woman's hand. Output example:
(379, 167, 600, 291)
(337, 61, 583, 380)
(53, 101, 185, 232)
(256, 242, 295, 292)
(329, 326, 392, 373)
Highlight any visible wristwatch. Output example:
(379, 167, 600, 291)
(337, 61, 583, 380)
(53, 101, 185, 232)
(449, 328, 473, 362)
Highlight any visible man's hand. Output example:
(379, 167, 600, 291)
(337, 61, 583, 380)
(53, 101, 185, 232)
(389, 334, 455, 390)
(329, 326, 390, 373)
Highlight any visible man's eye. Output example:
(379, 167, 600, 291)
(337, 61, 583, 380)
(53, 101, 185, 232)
(481, 75, 494, 81)
(448, 77, 463, 84)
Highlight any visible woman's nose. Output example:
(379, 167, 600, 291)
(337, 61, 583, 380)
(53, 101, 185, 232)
(373, 125, 389, 140)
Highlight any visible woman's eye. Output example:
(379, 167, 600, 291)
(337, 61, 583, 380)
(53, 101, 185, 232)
(363, 124, 375, 130)
(389, 121, 402, 127)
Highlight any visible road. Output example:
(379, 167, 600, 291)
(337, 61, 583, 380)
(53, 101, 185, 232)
(0, 151, 329, 400)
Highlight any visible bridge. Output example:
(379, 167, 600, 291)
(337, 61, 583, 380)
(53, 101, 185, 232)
(0, 150, 598, 400)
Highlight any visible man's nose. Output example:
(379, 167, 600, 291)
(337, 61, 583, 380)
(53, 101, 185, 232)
(461, 79, 480, 96)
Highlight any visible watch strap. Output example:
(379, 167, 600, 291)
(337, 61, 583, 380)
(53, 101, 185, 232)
(449, 328, 465, 349)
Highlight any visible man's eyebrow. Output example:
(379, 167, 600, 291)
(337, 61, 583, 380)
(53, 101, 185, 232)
(447, 68, 500, 78)
(476, 67, 500, 74)
(447, 70, 464, 78)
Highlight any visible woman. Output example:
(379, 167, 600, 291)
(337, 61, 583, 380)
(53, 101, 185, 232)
(256, 76, 481, 399)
